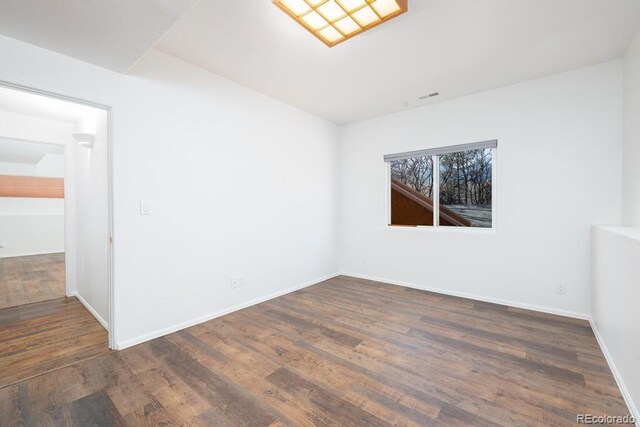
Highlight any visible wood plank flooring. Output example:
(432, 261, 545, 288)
(0, 297, 110, 388)
(0, 275, 631, 426)
(0, 253, 66, 309)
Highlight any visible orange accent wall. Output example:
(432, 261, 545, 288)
(0, 175, 64, 198)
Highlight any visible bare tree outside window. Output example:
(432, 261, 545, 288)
(389, 156, 434, 226)
(388, 146, 494, 228)
(390, 156, 433, 198)
(439, 148, 492, 227)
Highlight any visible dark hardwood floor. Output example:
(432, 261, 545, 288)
(0, 275, 630, 426)
(0, 297, 110, 388)
(0, 253, 66, 309)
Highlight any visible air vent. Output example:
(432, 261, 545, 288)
(419, 92, 440, 100)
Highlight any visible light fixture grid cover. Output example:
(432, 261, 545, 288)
(273, 0, 408, 47)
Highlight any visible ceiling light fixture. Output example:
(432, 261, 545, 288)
(273, 0, 408, 47)
(72, 133, 95, 149)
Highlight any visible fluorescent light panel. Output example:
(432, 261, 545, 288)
(273, 0, 408, 47)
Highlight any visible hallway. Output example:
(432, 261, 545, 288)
(0, 253, 65, 309)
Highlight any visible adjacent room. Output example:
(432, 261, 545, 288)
(0, 0, 639, 425)
(0, 137, 66, 308)
(0, 85, 112, 388)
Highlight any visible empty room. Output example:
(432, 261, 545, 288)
(0, 0, 639, 425)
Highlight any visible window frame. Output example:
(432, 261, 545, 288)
(384, 140, 497, 232)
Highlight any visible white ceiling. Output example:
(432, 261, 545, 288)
(0, 0, 638, 124)
(0, 136, 60, 165)
(0, 0, 196, 72)
(156, 0, 640, 124)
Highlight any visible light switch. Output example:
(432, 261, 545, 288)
(140, 200, 152, 215)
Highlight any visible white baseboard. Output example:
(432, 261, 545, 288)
(68, 291, 108, 331)
(0, 250, 65, 259)
(589, 319, 639, 426)
(339, 272, 590, 320)
(115, 272, 341, 350)
(109, 270, 638, 422)
(340, 272, 638, 423)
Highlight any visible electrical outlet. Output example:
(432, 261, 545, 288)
(140, 200, 152, 215)
(555, 283, 567, 295)
(230, 275, 245, 289)
(0, 241, 5, 248)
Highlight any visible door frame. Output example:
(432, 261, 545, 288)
(0, 80, 116, 349)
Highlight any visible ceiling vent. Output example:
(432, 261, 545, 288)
(418, 92, 439, 100)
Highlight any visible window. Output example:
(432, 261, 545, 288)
(385, 141, 496, 229)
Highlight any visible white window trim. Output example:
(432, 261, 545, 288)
(384, 141, 497, 233)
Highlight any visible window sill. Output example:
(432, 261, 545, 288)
(384, 225, 497, 235)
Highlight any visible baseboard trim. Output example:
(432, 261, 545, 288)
(339, 272, 639, 422)
(0, 250, 64, 259)
(339, 272, 590, 320)
(115, 272, 341, 350)
(589, 319, 639, 425)
(68, 291, 108, 331)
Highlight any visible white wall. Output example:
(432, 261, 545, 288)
(0, 113, 67, 257)
(0, 35, 339, 348)
(0, 174, 65, 258)
(338, 61, 623, 318)
(587, 33, 640, 420)
(591, 226, 640, 419)
(0, 215, 64, 257)
(623, 31, 640, 227)
(1, 31, 624, 350)
(74, 109, 110, 326)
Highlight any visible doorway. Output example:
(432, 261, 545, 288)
(0, 83, 114, 386)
